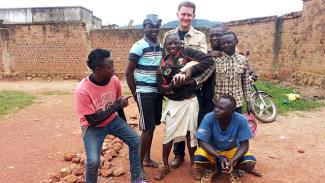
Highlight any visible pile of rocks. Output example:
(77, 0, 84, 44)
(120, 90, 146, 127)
(46, 135, 126, 183)
(291, 71, 325, 88)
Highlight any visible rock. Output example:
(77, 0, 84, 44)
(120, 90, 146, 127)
(76, 177, 86, 183)
(73, 166, 85, 176)
(102, 143, 109, 151)
(102, 161, 112, 169)
(48, 172, 61, 182)
(100, 168, 114, 177)
(71, 157, 80, 164)
(107, 149, 118, 157)
(130, 115, 137, 119)
(62, 174, 78, 183)
(64, 152, 76, 161)
(108, 135, 115, 140)
(114, 143, 122, 152)
(60, 167, 72, 178)
(104, 153, 113, 162)
(298, 149, 305, 153)
(80, 153, 86, 164)
(70, 163, 79, 172)
(113, 167, 125, 177)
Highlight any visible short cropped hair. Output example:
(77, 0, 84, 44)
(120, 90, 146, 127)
(87, 48, 111, 71)
(219, 94, 237, 109)
(178, 1, 196, 14)
(221, 31, 238, 42)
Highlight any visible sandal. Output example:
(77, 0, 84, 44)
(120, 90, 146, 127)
(191, 163, 204, 181)
(154, 163, 170, 180)
(200, 169, 214, 183)
(228, 171, 241, 183)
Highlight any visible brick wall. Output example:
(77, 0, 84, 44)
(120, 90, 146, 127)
(297, 0, 325, 75)
(0, 29, 3, 73)
(277, 12, 301, 79)
(0, 0, 324, 87)
(90, 29, 143, 78)
(3, 22, 90, 79)
(226, 17, 277, 79)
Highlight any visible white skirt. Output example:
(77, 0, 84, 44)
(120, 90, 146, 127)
(161, 97, 199, 147)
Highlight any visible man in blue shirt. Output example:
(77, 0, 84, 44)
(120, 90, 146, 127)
(126, 14, 163, 178)
(193, 95, 257, 183)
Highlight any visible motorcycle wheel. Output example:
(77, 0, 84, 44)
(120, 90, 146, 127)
(251, 92, 277, 123)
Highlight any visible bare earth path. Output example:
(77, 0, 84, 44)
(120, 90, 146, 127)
(0, 80, 324, 183)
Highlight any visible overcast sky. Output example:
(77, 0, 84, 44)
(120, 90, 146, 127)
(0, 0, 304, 26)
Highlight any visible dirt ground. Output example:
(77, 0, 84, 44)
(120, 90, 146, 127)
(0, 80, 324, 183)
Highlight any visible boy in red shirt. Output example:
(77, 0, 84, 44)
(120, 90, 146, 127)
(75, 49, 145, 183)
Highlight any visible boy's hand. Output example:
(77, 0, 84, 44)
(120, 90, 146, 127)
(117, 96, 132, 108)
(220, 157, 234, 174)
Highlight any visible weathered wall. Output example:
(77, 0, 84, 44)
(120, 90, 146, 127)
(89, 29, 169, 79)
(3, 22, 90, 80)
(276, 12, 301, 78)
(0, 29, 3, 73)
(226, 16, 277, 79)
(0, 8, 32, 23)
(290, 0, 325, 87)
(0, 0, 324, 87)
(0, 7, 102, 31)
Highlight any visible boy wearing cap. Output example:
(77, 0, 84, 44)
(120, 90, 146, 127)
(126, 14, 163, 177)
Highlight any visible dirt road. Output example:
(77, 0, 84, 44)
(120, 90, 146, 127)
(0, 80, 324, 183)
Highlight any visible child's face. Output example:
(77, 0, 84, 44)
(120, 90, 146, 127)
(220, 34, 237, 55)
(165, 36, 181, 56)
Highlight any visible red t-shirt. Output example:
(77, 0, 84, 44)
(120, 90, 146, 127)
(75, 75, 122, 127)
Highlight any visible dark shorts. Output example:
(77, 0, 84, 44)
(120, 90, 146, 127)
(136, 92, 163, 132)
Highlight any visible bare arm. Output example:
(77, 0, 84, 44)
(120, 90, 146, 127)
(199, 140, 222, 158)
(85, 96, 131, 126)
(230, 140, 249, 164)
(126, 61, 137, 100)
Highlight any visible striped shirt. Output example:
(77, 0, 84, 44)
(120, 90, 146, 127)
(128, 37, 163, 93)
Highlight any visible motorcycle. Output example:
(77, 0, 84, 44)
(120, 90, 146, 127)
(249, 75, 278, 123)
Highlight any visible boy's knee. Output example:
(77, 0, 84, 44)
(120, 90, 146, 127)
(241, 161, 256, 171)
(87, 157, 100, 169)
(128, 135, 141, 149)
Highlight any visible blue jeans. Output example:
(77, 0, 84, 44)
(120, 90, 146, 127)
(83, 116, 141, 183)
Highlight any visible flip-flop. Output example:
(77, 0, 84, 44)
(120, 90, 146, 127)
(143, 160, 159, 168)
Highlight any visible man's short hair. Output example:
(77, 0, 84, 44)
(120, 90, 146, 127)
(222, 31, 238, 42)
(219, 94, 237, 109)
(178, 1, 196, 14)
(87, 48, 111, 71)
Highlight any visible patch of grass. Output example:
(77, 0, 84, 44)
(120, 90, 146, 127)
(0, 91, 34, 117)
(254, 81, 324, 113)
(41, 91, 71, 95)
